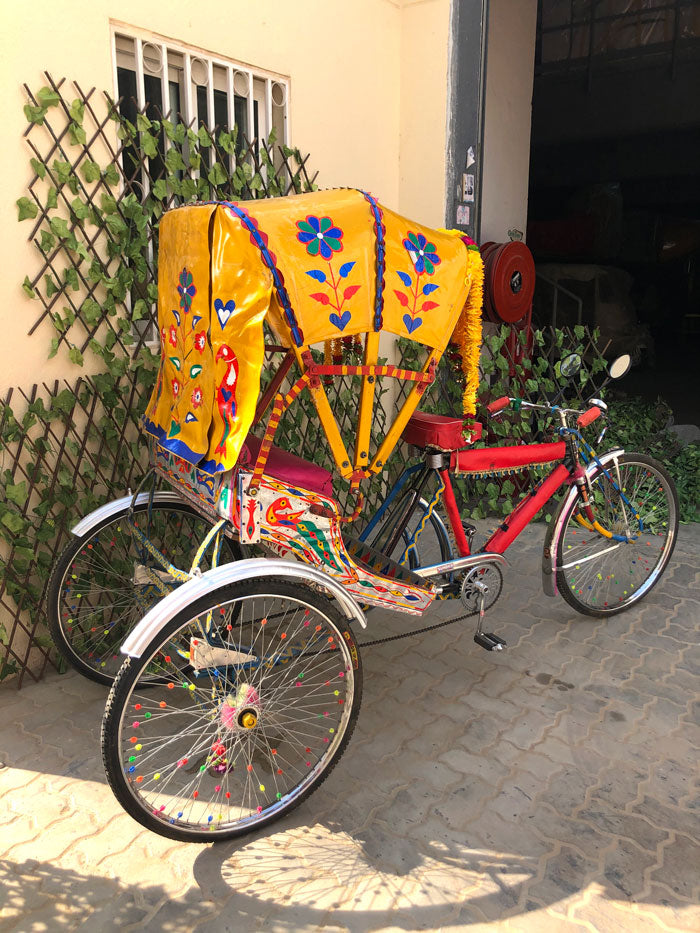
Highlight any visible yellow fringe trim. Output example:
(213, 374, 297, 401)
(452, 248, 484, 420)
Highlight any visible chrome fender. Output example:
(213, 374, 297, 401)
(71, 491, 185, 537)
(121, 557, 367, 658)
(542, 448, 625, 597)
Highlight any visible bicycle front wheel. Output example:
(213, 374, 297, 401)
(555, 453, 678, 617)
(47, 500, 241, 685)
(101, 578, 362, 842)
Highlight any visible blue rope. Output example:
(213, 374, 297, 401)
(358, 190, 386, 332)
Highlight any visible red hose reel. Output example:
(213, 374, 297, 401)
(480, 241, 536, 377)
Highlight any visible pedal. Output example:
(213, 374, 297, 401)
(462, 522, 476, 544)
(474, 632, 507, 652)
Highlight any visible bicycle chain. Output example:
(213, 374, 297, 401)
(355, 509, 505, 648)
(357, 581, 502, 648)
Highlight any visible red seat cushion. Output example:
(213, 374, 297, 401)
(237, 435, 334, 498)
(401, 411, 483, 451)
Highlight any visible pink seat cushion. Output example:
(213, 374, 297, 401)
(237, 435, 334, 498)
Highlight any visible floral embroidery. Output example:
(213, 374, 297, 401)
(165, 268, 209, 431)
(177, 267, 196, 313)
(297, 216, 343, 259)
(403, 232, 441, 276)
(298, 215, 359, 332)
(394, 231, 441, 334)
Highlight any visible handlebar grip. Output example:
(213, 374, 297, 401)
(577, 406, 602, 428)
(487, 396, 510, 415)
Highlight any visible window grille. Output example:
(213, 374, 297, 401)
(111, 26, 289, 179)
(110, 27, 291, 344)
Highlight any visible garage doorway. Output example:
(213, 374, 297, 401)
(527, 0, 700, 427)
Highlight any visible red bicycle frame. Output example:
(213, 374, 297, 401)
(440, 441, 572, 557)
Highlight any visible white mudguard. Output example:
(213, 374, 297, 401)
(120, 557, 367, 659)
(542, 448, 625, 597)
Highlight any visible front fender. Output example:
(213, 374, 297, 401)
(71, 491, 185, 538)
(121, 557, 367, 658)
(542, 448, 625, 597)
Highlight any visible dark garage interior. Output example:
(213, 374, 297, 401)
(527, 0, 700, 426)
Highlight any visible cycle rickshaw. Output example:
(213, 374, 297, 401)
(48, 189, 678, 842)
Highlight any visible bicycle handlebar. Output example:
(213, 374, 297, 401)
(487, 396, 605, 430)
(576, 405, 602, 428)
(486, 396, 510, 414)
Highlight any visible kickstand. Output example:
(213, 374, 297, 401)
(473, 581, 507, 652)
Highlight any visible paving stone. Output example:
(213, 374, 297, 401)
(1, 522, 699, 931)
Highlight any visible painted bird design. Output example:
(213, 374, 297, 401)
(214, 344, 239, 457)
(297, 520, 347, 573)
(266, 497, 306, 528)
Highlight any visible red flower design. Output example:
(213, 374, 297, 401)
(191, 386, 203, 409)
(169, 325, 178, 347)
(194, 331, 206, 353)
(171, 378, 181, 398)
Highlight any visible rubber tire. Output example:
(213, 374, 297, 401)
(101, 578, 363, 843)
(47, 500, 242, 686)
(555, 453, 678, 618)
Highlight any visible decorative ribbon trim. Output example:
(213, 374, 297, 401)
(248, 372, 311, 494)
(221, 201, 304, 347)
(358, 190, 386, 332)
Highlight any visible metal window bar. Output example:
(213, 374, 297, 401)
(536, 0, 698, 73)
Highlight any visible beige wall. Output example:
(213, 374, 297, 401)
(480, 0, 537, 244)
(4, 0, 454, 390)
(398, 0, 451, 228)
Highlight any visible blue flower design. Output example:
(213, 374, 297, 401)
(297, 216, 344, 260)
(177, 267, 196, 313)
(402, 232, 440, 275)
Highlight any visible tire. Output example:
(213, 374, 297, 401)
(101, 578, 362, 843)
(47, 500, 242, 686)
(365, 493, 453, 573)
(555, 453, 678, 617)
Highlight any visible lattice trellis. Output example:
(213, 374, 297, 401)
(2, 73, 318, 687)
(0, 373, 153, 685)
(21, 72, 318, 362)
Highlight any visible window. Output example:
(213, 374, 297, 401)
(110, 26, 290, 345)
(111, 26, 289, 183)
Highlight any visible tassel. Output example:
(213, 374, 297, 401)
(451, 247, 484, 420)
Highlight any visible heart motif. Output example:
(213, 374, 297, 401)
(214, 298, 236, 329)
(168, 420, 181, 438)
(329, 310, 351, 331)
(403, 314, 423, 334)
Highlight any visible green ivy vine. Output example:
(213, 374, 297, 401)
(2, 81, 317, 680)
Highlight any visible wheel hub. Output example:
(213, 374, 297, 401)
(239, 709, 258, 729)
(220, 683, 261, 732)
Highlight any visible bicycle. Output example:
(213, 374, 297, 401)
(48, 190, 676, 842)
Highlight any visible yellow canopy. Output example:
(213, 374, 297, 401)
(143, 190, 482, 475)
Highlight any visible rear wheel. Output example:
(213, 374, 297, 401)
(555, 453, 678, 617)
(47, 500, 241, 685)
(101, 578, 362, 842)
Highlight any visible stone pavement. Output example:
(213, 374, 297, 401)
(0, 522, 698, 932)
